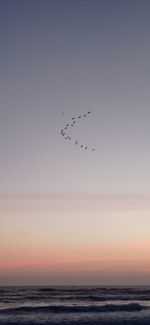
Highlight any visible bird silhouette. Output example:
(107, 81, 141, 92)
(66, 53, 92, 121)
(60, 109, 95, 151)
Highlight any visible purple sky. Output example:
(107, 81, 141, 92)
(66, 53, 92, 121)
(0, 0, 150, 196)
(0, 0, 150, 284)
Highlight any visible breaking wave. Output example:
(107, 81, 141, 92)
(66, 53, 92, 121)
(0, 303, 148, 314)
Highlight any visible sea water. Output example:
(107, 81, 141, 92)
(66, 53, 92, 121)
(0, 286, 150, 324)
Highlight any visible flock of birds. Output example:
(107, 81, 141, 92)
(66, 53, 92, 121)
(60, 110, 95, 152)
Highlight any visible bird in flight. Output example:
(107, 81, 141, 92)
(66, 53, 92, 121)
(59, 109, 95, 152)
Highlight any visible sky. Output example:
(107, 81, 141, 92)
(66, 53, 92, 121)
(0, 0, 150, 285)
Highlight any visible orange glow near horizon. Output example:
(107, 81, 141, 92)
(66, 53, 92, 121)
(1, 195, 150, 284)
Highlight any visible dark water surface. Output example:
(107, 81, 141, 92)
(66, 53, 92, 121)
(0, 286, 150, 324)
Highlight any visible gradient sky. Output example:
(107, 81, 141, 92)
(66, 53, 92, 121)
(0, 0, 150, 285)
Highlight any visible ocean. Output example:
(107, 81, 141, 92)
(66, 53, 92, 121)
(0, 286, 150, 324)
